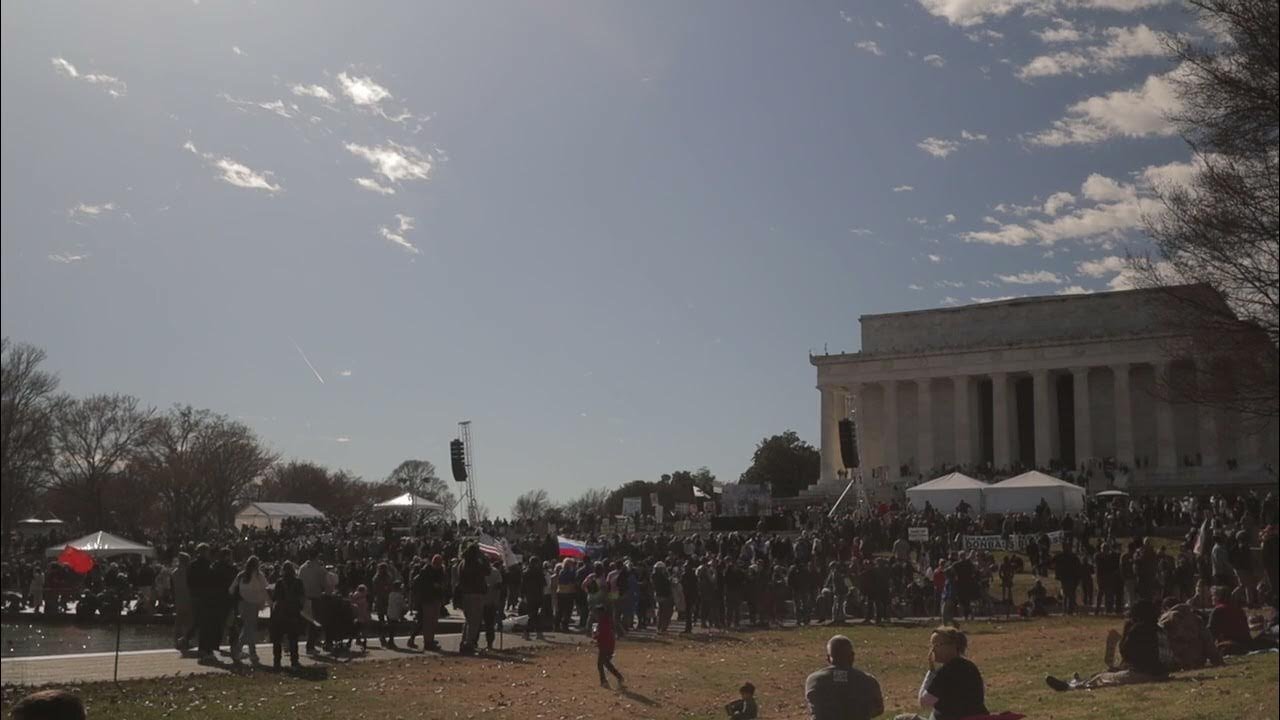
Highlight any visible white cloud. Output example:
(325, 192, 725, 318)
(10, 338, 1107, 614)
(354, 177, 396, 195)
(48, 252, 89, 264)
(184, 141, 282, 193)
(944, 213, 957, 223)
(50, 57, 126, 97)
(918, 130, 987, 158)
(337, 72, 392, 106)
(379, 213, 420, 255)
(291, 84, 334, 102)
(936, 280, 966, 288)
(961, 222, 1039, 246)
(855, 41, 885, 56)
(232, 45, 244, 56)
(1035, 19, 1083, 43)
(1056, 285, 1092, 295)
(1042, 191, 1076, 215)
(848, 227, 873, 235)
(68, 202, 116, 219)
(977, 279, 1000, 287)
(892, 184, 915, 192)
(970, 295, 1020, 303)
(998, 270, 1064, 284)
(338, 369, 353, 377)
(922, 54, 947, 67)
(346, 142, 432, 184)
(335, 436, 352, 443)
(916, 0, 1172, 27)
(909, 217, 929, 225)
(908, 283, 924, 290)
(220, 94, 297, 119)
(967, 29, 1005, 42)
(1076, 255, 1127, 277)
(1027, 69, 1182, 146)
(927, 253, 943, 263)
(918, 137, 961, 158)
(940, 296, 960, 306)
(1017, 25, 1165, 80)
(1081, 173, 1134, 202)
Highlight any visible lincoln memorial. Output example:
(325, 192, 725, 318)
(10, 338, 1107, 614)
(808, 286, 1278, 498)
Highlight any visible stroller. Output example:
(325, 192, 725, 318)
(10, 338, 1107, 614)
(312, 593, 359, 654)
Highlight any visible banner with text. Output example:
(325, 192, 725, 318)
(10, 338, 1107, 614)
(961, 530, 1064, 552)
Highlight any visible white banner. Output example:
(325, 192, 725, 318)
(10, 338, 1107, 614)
(622, 496, 643, 516)
(908, 527, 929, 542)
(961, 530, 1064, 551)
(654, 505, 664, 524)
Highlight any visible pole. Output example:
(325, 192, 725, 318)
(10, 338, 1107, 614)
(113, 606, 123, 684)
(828, 474, 858, 518)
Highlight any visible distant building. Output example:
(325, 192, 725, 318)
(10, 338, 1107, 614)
(808, 285, 1278, 497)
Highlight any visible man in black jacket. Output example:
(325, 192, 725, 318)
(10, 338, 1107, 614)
(680, 559, 699, 634)
(186, 543, 220, 662)
(520, 556, 546, 641)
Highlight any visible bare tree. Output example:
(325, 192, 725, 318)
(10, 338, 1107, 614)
(511, 488, 551, 522)
(199, 415, 277, 529)
(562, 487, 609, 518)
(48, 394, 153, 529)
(386, 459, 456, 514)
(1, 339, 60, 537)
(1132, 0, 1279, 426)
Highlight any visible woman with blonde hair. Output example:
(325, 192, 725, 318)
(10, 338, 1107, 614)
(230, 555, 269, 664)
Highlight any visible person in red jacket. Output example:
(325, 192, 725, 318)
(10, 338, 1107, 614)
(594, 603, 625, 689)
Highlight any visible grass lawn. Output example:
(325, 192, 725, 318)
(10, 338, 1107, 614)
(3, 616, 1275, 719)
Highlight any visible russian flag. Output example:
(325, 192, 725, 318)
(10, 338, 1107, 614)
(557, 535, 587, 559)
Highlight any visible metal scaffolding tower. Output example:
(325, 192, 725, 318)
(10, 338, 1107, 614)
(457, 420, 480, 525)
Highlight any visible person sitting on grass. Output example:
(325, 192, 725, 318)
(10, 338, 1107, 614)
(1158, 596, 1222, 670)
(894, 626, 988, 720)
(11, 689, 86, 720)
(725, 681, 759, 719)
(1207, 585, 1261, 655)
(804, 634, 884, 720)
(1045, 599, 1170, 691)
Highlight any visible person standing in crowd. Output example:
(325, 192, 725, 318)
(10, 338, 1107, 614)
(269, 560, 305, 671)
(457, 544, 490, 653)
(349, 584, 370, 650)
(212, 548, 238, 651)
(371, 562, 395, 649)
(998, 555, 1015, 609)
(408, 554, 448, 651)
(556, 558, 578, 632)
(1054, 544, 1081, 615)
(654, 561, 675, 632)
(681, 559, 699, 634)
(230, 555, 269, 664)
(298, 548, 328, 654)
(520, 554, 547, 641)
(482, 556, 505, 651)
(172, 552, 194, 651)
(804, 634, 884, 720)
(894, 627, 988, 720)
(187, 543, 221, 663)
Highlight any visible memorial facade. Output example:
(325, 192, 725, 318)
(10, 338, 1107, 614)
(808, 286, 1278, 497)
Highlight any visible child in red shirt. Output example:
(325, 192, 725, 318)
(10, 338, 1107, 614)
(594, 606, 625, 688)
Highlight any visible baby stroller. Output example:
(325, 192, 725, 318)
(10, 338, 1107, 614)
(313, 593, 359, 654)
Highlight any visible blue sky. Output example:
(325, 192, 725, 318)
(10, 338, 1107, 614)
(1, 0, 1201, 513)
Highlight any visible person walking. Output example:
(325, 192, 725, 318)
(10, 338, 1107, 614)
(187, 544, 221, 663)
(408, 555, 448, 651)
(298, 549, 328, 654)
(371, 562, 396, 648)
(230, 556, 269, 664)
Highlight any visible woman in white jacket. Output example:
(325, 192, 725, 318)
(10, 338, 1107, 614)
(230, 556, 270, 664)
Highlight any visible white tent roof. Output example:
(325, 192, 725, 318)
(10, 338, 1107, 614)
(238, 502, 326, 519)
(908, 472, 987, 491)
(993, 471, 1082, 489)
(45, 531, 156, 558)
(373, 492, 444, 511)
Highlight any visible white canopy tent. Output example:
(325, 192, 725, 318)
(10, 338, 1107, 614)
(372, 493, 445, 512)
(984, 471, 1086, 515)
(905, 472, 987, 513)
(234, 502, 326, 530)
(45, 531, 156, 559)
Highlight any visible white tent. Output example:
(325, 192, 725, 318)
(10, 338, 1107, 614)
(372, 493, 444, 512)
(45, 531, 156, 559)
(984, 471, 1086, 515)
(234, 502, 326, 530)
(905, 472, 987, 513)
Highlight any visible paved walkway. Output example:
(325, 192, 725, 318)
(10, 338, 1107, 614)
(0, 629, 593, 687)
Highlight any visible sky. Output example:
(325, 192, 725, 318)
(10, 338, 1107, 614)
(1, 0, 1205, 514)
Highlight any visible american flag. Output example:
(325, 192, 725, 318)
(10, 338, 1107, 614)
(478, 533, 515, 565)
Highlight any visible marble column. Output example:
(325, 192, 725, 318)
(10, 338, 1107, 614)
(819, 386, 843, 483)
(991, 372, 1011, 469)
(917, 378, 934, 474)
(1112, 363, 1134, 468)
(1153, 361, 1177, 469)
(847, 383, 863, 468)
(1033, 369, 1053, 468)
(884, 380, 900, 479)
(953, 375, 973, 467)
(1071, 367, 1092, 466)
